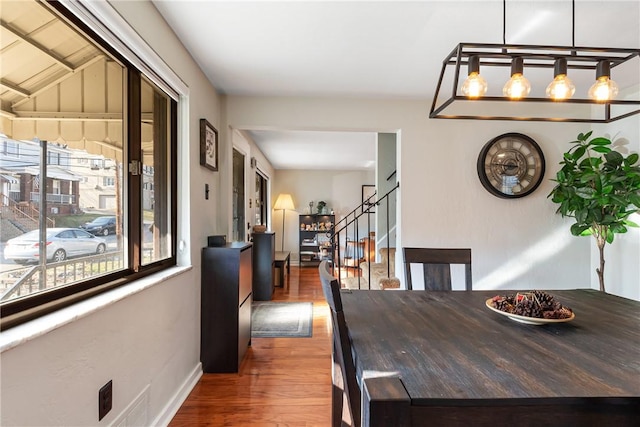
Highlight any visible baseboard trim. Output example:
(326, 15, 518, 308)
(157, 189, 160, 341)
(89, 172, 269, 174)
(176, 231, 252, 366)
(152, 362, 202, 427)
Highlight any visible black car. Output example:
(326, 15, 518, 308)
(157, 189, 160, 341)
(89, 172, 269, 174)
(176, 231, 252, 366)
(82, 216, 117, 236)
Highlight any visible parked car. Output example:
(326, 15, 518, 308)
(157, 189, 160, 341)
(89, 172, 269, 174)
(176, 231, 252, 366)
(4, 228, 107, 264)
(81, 216, 117, 236)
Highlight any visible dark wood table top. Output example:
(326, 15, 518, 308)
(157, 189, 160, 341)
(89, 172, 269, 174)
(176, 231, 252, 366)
(341, 289, 640, 404)
(275, 251, 290, 261)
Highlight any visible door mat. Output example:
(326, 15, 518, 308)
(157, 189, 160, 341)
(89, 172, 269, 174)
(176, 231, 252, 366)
(251, 301, 313, 338)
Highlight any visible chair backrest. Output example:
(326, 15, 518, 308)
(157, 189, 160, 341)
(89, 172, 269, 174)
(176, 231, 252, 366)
(318, 260, 361, 427)
(402, 248, 472, 291)
(319, 260, 342, 312)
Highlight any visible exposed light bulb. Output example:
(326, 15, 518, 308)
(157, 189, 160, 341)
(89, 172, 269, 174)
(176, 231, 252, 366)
(503, 73, 531, 99)
(461, 55, 487, 99)
(503, 57, 530, 100)
(462, 72, 488, 99)
(546, 75, 575, 100)
(588, 76, 619, 102)
(546, 58, 575, 100)
(589, 60, 619, 102)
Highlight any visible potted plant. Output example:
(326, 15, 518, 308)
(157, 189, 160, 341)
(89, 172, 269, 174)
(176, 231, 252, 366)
(548, 131, 640, 292)
(317, 200, 326, 214)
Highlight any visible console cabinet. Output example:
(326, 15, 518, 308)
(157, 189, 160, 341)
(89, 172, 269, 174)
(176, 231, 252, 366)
(251, 232, 275, 300)
(201, 242, 252, 373)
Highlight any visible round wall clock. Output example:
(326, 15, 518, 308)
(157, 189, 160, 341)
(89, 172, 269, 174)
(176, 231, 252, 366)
(477, 132, 545, 199)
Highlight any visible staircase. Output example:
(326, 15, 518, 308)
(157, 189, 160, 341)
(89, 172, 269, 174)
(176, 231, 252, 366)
(1, 194, 54, 241)
(330, 182, 399, 290)
(0, 218, 25, 241)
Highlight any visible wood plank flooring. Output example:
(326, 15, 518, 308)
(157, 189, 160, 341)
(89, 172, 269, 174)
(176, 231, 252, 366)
(169, 266, 333, 426)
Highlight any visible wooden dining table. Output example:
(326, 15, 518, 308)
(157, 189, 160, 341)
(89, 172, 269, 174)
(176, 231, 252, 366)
(338, 289, 640, 426)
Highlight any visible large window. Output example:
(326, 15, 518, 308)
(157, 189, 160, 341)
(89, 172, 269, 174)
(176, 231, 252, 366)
(0, 1, 177, 329)
(141, 77, 172, 265)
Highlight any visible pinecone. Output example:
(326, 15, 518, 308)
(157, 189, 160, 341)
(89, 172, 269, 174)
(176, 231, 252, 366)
(533, 291, 556, 311)
(492, 296, 515, 313)
(543, 306, 573, 319)
(514, 297, 543, 318)
(491, 291, 572, 319)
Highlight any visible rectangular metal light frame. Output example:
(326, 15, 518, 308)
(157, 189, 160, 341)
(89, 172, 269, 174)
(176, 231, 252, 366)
(429, 43, 640, 123)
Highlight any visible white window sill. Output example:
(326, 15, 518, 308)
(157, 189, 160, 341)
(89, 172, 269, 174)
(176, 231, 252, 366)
(0, 265, 192, 353)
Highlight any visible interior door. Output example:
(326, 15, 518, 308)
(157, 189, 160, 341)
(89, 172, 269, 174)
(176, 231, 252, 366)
(232, 148, 246, 242)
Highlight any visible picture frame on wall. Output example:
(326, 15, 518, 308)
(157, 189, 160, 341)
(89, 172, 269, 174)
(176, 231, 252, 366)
(362, 184, 376, 213)
(200, 118, 218, 171)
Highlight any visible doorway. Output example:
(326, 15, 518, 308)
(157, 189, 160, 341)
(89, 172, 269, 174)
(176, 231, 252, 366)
(232, 148, 245, 241)
(255, 171, 268, 226)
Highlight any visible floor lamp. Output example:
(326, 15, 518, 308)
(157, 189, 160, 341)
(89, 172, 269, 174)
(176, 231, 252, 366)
(273, 193, 295, 251)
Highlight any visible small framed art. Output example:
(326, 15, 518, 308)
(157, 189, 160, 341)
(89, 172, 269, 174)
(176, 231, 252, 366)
(200, 119, 218, 171)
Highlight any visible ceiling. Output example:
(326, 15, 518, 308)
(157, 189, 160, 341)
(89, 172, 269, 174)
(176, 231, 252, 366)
(152, 0, 639, 170)
(0, 1, 130, 161)
(0, 1, 105, 113)
(244, 129, 376, 170)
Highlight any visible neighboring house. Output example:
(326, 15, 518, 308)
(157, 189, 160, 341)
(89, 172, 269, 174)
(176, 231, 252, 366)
(0, 136, 81, 217)
(142, 164, 155, 211)
(67, 148, 119, 212)
(0, 136, 151, 216)
(0, 172, 19, 203)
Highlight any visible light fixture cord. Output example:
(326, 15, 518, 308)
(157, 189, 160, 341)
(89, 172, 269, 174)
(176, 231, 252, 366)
(572, 0, 575, 48)
(503, 0, 506, 45)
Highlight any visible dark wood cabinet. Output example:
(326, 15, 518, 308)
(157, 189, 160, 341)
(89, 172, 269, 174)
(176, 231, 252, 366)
(251, 232, 275, 301)
(201, 242, 252, 373)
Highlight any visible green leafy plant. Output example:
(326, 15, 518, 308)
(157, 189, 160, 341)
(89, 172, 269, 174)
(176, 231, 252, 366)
(549, 131, 640, 292)
(317, 200, 326, 214)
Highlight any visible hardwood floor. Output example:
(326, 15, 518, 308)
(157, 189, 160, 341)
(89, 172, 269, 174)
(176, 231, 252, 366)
(169, 266, 333, 426)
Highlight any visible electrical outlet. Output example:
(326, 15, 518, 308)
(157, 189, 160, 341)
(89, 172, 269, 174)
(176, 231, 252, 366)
(98, 380, 113, 421)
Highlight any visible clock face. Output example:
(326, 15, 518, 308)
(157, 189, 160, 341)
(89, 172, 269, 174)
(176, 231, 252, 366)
(477, 133, 545, 199)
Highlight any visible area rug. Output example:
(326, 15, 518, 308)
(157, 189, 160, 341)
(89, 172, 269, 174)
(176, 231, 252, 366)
(251, 301, 313, 338)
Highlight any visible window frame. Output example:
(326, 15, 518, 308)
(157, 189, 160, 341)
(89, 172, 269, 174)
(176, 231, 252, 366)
(0, 1, 179, 330)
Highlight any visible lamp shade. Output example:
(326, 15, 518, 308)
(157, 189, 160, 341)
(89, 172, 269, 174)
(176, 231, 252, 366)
(274, 193, 295, 211)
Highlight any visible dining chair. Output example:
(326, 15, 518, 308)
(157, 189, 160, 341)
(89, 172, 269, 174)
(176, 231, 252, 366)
(402, 247, 472, 291)
(319, 260, 361, 427)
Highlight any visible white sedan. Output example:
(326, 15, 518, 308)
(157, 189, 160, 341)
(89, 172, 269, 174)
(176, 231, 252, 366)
(4, 228, 107, 264)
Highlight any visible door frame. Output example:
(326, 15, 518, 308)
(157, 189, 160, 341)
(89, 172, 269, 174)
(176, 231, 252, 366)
(231, 134, 251, 242)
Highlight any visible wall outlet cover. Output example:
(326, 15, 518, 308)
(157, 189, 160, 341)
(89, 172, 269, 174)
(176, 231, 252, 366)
(98, 380, 113, 421)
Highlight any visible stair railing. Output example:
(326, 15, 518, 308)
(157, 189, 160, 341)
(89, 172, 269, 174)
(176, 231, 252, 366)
(329, 181, 399, 289)
(1, 193, 55, 231)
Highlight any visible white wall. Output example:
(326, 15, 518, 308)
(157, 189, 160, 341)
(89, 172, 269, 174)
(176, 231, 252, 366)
(272, 169, 374, 261)
(227, 95, 640, 297)
(376, 133, 397, 250)
(0, 1, 234, 425)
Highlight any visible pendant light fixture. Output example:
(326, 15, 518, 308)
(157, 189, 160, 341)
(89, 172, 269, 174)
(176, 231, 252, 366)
(461, 55, 488, 99)
(546, 58, 575, 101)
(588, 60, 619, 102)
(429, 0, 639, 122)
(503, 57, 530, 99)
